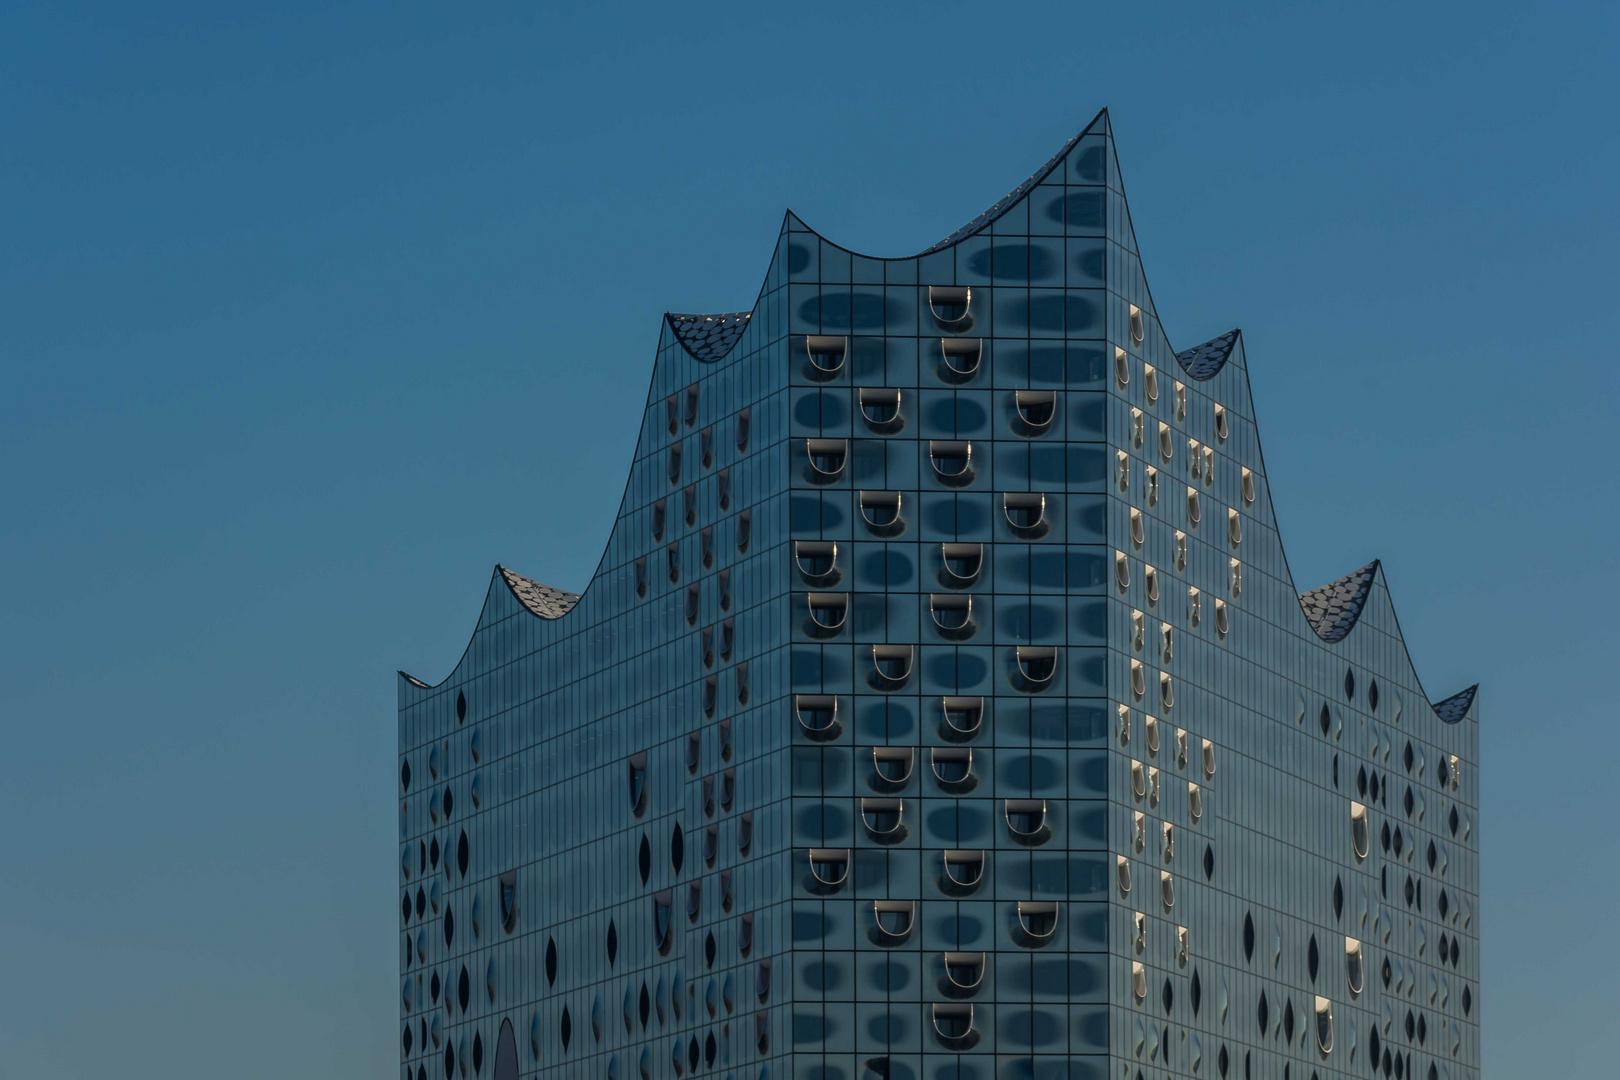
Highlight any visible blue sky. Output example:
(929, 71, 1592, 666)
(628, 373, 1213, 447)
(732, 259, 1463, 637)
(1, 2, 1614, 1076)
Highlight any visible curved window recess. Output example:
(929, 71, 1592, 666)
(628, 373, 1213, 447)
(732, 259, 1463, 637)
(1116, 854, 1133, 898)
(720, 868, 734, 912)
(1013, 389, 1056, 432)
(734, 406, 751, 452)
(1229, 558, 1242, 597)
(1144, 363, 1159, 404)
(1159, 672, 1174, 711)
(470, 771, 483, 810)
(870, 900, 915, 946)
(1187, 486, 1202, 526)
(684, 385, 699, 428)
(861, 797, 906, 843)
(701, 625, 715, 668)
(805, 335, 848, 378)
(1144, 714, 1160, 754)
(703, 824, 718, 865)
(930, 747, 976, 793)
(716, 469, 730, 511)
(1162, 821, 1175, 862)
(1129, 507, 1144, 547)
(753, 1011, 770, 1054)
(687, 881, 702, 923)
(1186, 439, 1201, 478)
(737, 811, 754, 855)
(1201, 738, 1217, 778)
(1116, 703, 1131, 745)
(666, 543, 680, 584)
(1162, 623, 1175, 664)
(1132, 910, 1147, 951)
(1145, 564, 1160, 605)
(859, 490, 904, 535)
(734, 660, 749, 706)
(1346, 938, 1364, 995)
(795, 695, 842, 741)
(1213, 404, 1229, 443)
(686, 583, 701, 626)
(428, 744, 442, 781)
(719, 618, 735, 662)
(665, 394, 680, 436)
(1130, 659, 1146, 701)
(870, 644, 914, 689)
(1004, 798, 1050, 844)
(1314, 997, 1334, 1054)
(735, 508, 751, 553)
(939, 338, 983, 381)
(929, 593, 975, 639)
(635, 557, 648, 599)
(939, 542, 983, 587)
(718, 568, 732, 612)
(931, 1003, 977, 1047)
(805, 438, 848, 483)
(1131, 961, 1148, 1004)
(719, 768, 735, 812)
(702, 676, 717, 717)
(1132, 811, 1146, 853)
(400, 758, 413, 797)
(1157, 421, 1174, 463)
(1131, 609, 1146, 652)
(1172, 380, 1187, 421)
(1130, 407, 1144, 448)
(628, 753, 649, 817)
(929, 440, 975, 485)
(699, 426, 713, 469)
(1014, 645, 1057, 689)
(1115, 346, 1131, 389)
(1128, 304, 1146, 345)
(857, 387, 903, 432)
(928, 286, 972, 331)
(668, 444, 683, 487)
(1215, 599, 1230, 638)
(943, 951, 986, 994)
(807, 848, 851, 889)
(1146, 466, 1159, 507)
(1241, 467, 1256, 506)
(1350, 802, 1369, 860)
(1015, 901, 1060, 947)
(1175, 727, 1188, 768)
(1202, 445, 1215, 486)
(653, 890, 674, 955)
(1115, 550, 1131, 592)
(1228, 508, 1242, 546)
(652, 499, 667, 541)
(685, 733, 702, 776)
(1178, 925, 1191, 969)
(1160, 870, 1175, 910)
(1131, 759, 1147, 801)
(940, 696, 984, 741)
(1115, 449, 1130, 491)
(753, 958, 772, 1005)
(1189, 782, 1204, 823)
(806, 592, 848, 635)
(940, 848, 985, 894)
(870, 747, 916, 791)
(1148, 765, 1161, 807)
(1002, 492, 1048, 536)
(1448, 755, 1461, 792)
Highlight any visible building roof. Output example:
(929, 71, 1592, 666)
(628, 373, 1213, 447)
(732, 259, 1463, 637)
(1431, 684, 1478, 724)
(498, 565, 581, 620)
(666, 312, 752, 362)
(1298, 560, 1380, 644)
(1176, 329, 1242, 381)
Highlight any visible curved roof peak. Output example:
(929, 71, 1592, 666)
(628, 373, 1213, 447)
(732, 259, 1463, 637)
(1431, 684, 1478, 724)
(498, 565, 581, 620)
(667, 311, 752, 362)
(1176, 328, 1242, 381)
(1298, 560, 1380, 644)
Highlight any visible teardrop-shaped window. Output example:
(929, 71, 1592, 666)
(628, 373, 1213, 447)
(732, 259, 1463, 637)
(1129, 304, 1145, 345)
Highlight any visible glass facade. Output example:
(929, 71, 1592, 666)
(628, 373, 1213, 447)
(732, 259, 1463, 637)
(397, 109, 1480, 1080)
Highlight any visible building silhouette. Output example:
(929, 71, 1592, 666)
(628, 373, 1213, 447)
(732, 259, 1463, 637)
(397, 108, 1480, 1080)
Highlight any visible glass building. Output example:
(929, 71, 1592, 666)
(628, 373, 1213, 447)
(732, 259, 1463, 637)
(397, 109, 1479, 1080)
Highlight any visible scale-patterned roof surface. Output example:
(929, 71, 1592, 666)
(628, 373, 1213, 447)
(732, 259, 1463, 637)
(1298, 560, 1380, 644)
(1176, 329, 1242, 381)
(667, 312, 752, 361)
(498, 565, 580, 620)
(1431, 685, 1478, 724)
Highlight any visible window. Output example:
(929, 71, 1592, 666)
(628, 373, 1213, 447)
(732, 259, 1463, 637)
(871, 746, 915, 790)
(653, 891, 673, 955)
(859, 387, 902, 431)
(1132, 609, 1145, 651)
(1187, 485, 1201, 525)
(1131, 760, 1146, 799)
(635, 557, 647, 598)
(1159, 671, 1174, 710)
(685, 733, 701, 775)
(1115, 346, 1131, 389)
(940, 696, 984, 740)
(939, 338, 983, 379)
(1117, 855, 1132, 897)
(870, 644, 914, 688)
(871, 900, 914, 945)
(719, 618, 734, 661)
(1202, 738, 1217, 777)
(795, 695, 841, 740)
(699, 426, 713, 469)
(1116, 449, 1129, 491)
(929, 593, 974, 635)
(859, 490, 903, 533)
(686, 881, 701, 923)
(930, 747, 975, 792)
(1015, 646, 1057, 688)
(1215, 599, 1229, 637)
(1116, 550, 1131, 591)
(942, 849, 985, 893)
(1186, 438, 1201, 477)
(1132, 961, 1147, 1003)
(1129, 304, 1146, 345)
(1229, 558, 1242, 596)
(805, 335, 848, 377)
(931, 1003, 976, 1046)
(1146, 466, 1159, 507)
(737, 812, 753, 855)
(683, 385, 699, 427)
(1175, 726, 1188, 767)
(1228, 508, 1242, 546)
(1130, 659, 1146, 699)
(666, 543, 680, 584)
(1174, 381, 1187, 422)
(1175, 530, 1187, 570)
(861, 798, 905, 842)
(716, 469, 730, 510)
(805, 438, 847, 482)
(734, 407, 750, 451)
(943, 951, 985, 991)
(939, 542, 983, 586)
(1144, 363, 1159, 404)
(1346, 938, 1364, 994)
(1016, 901, 1059, 944)
(1014, 390, 1056, 431)
(685, 583, 700, 625)
(628, 754, 648, 817)
(1160, 870, 1175, 910)
(806, 592, 848, 633)
(1161, 622, 1174, 663)
(1145, 564, 1159, 604)
(1202, 444, 1215, 485)
(1130, 407, 1144, 447)
(735, 508, 750, 552)
(1213, 404, 1228, 442)
(807, 848, 850, 888)
(1188, 782, 1203, 823)
(1003, 492, 1047, 535)
(1241, 467, 1255, 505)
(1314, 997, 1334, 1054)
(929, 440, 974, 485)
(927, 286, 972, 330)
(1004, 799, 1049, 843)
(665, 395, 678, 436)
(668, 443, 682, 486)
(1162, 820, 1175, 860)
(1130, 507, 1144, 547)
(795, 540, 837, 584)
(1350, 802, 1369, 860)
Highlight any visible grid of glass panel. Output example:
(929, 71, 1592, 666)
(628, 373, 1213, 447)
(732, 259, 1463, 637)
(397, 110, 1478, 1080)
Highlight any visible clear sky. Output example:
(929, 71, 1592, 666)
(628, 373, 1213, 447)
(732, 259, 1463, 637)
(1, 2, 1614, 1076)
